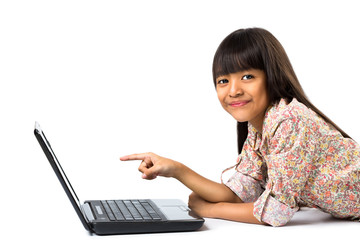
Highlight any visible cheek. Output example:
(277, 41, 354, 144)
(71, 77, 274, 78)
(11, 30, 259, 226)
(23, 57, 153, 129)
(252, 82, 267, 101)
(216, 90, 225, 105)
(256, 88, 269, 109)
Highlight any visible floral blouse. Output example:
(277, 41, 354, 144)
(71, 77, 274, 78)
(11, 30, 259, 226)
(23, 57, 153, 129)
(225, 98, 360, 226)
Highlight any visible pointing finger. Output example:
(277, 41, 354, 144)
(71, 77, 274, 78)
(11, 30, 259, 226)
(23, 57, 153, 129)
(120, 153, 150, 161)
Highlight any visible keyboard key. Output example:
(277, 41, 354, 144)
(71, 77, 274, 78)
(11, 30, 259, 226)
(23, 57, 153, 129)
(124, 200, 143, 220)
(107, 201, 125, 221)
(132, 201, 152, 220)
(101, 201, 115, 221)
(141, 202, 161, 220)
(115, 200, 134, 220)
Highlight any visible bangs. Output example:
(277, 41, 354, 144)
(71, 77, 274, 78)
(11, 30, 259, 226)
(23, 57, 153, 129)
(212, 29, 265, 84)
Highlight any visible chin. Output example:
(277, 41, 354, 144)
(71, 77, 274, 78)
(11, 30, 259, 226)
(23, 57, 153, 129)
(235, 119, 249, 123)
(232, 116, 249, 123)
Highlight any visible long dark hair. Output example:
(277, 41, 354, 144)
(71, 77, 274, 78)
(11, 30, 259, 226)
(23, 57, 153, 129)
(212, 28, 350, 154)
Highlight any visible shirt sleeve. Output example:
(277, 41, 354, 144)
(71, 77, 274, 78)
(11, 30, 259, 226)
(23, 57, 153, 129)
(226, 171, 264, 202)
(225, 136, 267, 202)
(253, 117, 316, 226)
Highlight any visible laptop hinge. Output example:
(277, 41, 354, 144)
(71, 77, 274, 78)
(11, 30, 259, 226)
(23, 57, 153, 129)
(82, 203, 95, 222)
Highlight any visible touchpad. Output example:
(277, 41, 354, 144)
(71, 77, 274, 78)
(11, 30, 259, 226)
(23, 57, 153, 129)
(151, 199, 202, 220)
(160, 206, 196, 220)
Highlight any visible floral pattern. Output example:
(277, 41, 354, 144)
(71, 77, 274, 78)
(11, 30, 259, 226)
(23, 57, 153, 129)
(225, 98, 360, 226)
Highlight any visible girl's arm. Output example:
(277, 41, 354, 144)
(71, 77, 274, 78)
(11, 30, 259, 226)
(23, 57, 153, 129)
(175, 161, 242, 203)
(120, 152, 241, 203)
(188, 192, 264, 225)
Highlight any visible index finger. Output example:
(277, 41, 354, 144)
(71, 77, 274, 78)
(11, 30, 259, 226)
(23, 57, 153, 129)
(120, 153, 150, 161)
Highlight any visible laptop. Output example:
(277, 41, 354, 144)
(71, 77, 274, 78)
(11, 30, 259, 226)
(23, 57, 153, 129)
(34, 122, 204, 235)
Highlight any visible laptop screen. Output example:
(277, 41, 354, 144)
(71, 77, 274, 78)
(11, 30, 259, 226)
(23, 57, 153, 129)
(34, 122, 90, 230)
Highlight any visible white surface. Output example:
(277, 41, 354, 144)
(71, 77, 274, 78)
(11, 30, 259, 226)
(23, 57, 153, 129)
(1, 1, 359, 239)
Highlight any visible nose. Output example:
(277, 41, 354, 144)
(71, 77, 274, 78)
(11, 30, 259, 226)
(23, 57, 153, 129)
(229, 79, 243, 98)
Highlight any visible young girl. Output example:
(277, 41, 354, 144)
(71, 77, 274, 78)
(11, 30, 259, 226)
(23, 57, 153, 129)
(120, 28, 360, 226)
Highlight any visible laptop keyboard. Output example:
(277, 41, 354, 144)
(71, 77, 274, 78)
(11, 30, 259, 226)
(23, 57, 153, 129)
(101, 200, 162, 221)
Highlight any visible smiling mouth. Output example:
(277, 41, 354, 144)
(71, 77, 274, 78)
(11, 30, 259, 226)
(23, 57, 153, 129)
(229, 101, 250, 107)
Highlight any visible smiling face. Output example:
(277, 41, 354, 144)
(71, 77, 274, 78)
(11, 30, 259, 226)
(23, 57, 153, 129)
(216, 69, 269, 132)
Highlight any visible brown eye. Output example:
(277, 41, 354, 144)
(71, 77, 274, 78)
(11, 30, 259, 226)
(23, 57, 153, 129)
(217, 79, 229, 85)
(242, 75, 254, 80)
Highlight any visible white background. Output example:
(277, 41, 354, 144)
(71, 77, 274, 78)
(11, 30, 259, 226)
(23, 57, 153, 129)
(1, 0, 359, 239)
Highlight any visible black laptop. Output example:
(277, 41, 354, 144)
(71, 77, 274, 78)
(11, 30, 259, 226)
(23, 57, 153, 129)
(34, 122, 204, 235)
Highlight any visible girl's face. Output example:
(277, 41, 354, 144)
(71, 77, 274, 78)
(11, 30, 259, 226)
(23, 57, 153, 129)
(216, 69, 269, 132)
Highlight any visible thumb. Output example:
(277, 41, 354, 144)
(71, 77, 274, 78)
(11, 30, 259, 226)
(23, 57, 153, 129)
(142, 165, 160, 180)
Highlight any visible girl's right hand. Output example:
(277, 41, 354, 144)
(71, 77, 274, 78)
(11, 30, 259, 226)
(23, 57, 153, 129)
(121, 152, 242, 204)
(120, 152, 181, 180)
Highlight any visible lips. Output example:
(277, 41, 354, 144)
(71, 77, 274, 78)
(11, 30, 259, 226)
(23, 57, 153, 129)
(229, 100, 250, 107)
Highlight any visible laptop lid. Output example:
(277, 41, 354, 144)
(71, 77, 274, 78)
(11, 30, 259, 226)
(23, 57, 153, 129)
(34, 122, 92, 231)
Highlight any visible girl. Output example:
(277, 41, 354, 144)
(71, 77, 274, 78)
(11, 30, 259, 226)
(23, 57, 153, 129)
(120, 28, 360, 226)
